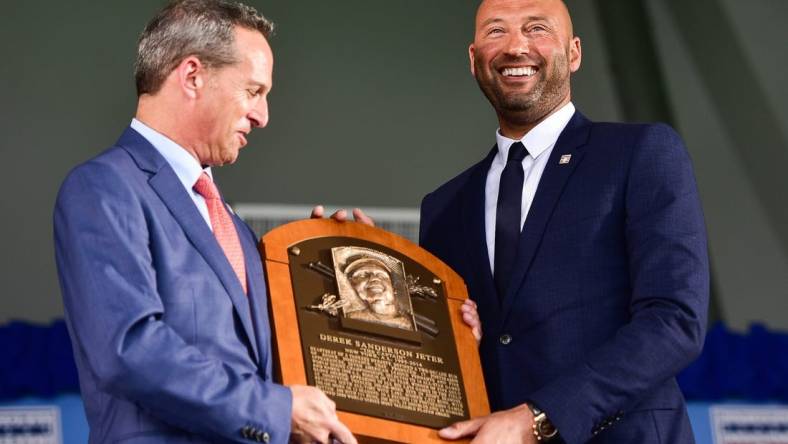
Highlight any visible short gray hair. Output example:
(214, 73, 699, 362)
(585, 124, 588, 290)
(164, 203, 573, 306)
(134, 0, 274, 96)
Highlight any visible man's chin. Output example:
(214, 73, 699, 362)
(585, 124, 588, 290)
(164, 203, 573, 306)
(496, 88, 541, 109)
(370, 303, 396, 315)
(219, 150, 240, 166)
(482, 88, 538, 115)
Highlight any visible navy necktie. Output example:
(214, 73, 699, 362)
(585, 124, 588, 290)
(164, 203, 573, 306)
(494, 142, 528, 299)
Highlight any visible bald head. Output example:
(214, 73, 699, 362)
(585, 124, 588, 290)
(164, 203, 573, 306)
(475, 0, 574, 41)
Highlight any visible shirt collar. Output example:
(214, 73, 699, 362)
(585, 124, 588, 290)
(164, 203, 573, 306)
(494, 102, 576, 164)
(130, 118, 212, 189)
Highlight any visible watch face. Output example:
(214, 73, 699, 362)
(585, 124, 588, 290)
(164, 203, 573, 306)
(538, 421, 558, 437)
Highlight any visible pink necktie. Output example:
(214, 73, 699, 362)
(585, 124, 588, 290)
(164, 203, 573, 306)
(193, 173, 247, 294)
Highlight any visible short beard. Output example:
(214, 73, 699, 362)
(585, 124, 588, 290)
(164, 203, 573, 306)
(475, 52, 571, 126)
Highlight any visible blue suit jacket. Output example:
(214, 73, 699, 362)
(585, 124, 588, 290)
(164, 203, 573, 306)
(420, 112, 709, 444)
(54, 128, 292, 443)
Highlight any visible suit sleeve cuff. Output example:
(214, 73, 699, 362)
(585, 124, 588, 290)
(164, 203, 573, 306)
(238, 382, 293, 443)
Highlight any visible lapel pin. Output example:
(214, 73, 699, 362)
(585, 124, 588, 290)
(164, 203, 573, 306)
(559, 154, 572, 165)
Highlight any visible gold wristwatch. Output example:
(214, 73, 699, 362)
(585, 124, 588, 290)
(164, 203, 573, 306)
(528, 404, 558, 441)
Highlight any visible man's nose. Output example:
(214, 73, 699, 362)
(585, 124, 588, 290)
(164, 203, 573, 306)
(367, 276, 384, 286)
(504, 32, 530, 56)
(249, 97, 269, 128)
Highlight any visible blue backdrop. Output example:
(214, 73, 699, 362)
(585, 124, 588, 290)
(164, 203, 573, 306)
(1, 320, 787, 401)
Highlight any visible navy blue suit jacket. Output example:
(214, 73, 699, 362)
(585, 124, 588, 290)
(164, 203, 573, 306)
(420, 112, 709, 444)
(54, 128, 291, 443)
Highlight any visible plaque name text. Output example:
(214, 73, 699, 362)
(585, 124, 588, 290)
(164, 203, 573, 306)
(310, 334, 464, 419)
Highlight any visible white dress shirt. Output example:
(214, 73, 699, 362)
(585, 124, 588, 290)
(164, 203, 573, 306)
(130, 118, 214, 229)
(485, 102, 576, 272)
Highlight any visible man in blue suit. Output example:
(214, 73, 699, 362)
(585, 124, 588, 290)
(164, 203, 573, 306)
(428, 0, 709, 443)
(53, 1, 357, 443)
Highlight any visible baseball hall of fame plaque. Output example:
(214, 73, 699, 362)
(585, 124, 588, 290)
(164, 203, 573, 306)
(260, 219, 489, 443)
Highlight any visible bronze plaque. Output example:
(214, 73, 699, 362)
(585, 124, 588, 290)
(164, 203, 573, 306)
(261, 219, 489, 443)
(291, 237, 467, 428)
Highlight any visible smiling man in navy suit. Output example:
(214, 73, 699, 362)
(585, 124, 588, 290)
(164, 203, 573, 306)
(426, 0, 709, 443)
(53, 1, 357, 443)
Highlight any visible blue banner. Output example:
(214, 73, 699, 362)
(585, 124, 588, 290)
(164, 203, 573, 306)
(0, 320, 79, 400)
(678, 322, 788, 401)
(2, 320, 787, 401)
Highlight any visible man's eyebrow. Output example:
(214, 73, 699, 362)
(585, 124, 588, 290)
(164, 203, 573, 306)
(249, 81, 269, 92)
(479, 15, 553, 28)
(479, 17, 504, 28)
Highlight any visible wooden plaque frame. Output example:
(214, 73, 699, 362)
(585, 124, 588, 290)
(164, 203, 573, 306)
(260, 219, 489, 443)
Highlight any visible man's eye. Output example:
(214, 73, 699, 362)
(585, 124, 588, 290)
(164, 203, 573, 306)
(487, 28, 504, 35)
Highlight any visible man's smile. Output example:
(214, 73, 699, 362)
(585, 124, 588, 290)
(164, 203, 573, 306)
(500, 66, 538, 77)
(366, 282, 385, 294)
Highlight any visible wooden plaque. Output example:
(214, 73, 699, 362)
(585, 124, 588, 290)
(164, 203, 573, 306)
(260, 219, 489, 443)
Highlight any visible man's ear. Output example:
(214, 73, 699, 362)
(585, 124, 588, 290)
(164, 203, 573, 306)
(175, 56, 206, 99)
(468, 43, 477, 77)
(569, 36, 582, 73)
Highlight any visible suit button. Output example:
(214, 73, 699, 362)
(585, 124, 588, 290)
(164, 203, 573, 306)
(261, 432, 270, 443)
(241, 426, 251, 438)
(499, 334, 512, 345)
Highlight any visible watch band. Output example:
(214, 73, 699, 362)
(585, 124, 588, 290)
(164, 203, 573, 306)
(528, 404, 558, 441)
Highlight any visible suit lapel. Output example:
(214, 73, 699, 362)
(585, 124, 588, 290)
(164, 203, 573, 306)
(235, 216, 271, 371)
(118, 128, 261, 363)
(500, 113, 592, 319)
(461, 147, 503, 318)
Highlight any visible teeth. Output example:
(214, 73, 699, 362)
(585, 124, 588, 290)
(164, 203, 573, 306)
(502, 67, 536, 77)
